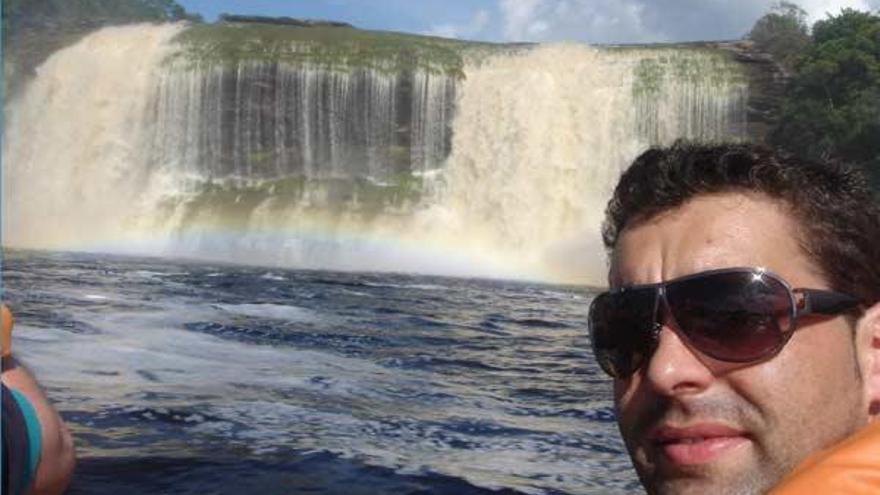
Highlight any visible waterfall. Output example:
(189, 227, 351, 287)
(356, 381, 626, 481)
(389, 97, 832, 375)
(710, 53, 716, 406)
(2, 24, 748, 283)
(2, 24, 185, 250)
(424, 45, 747, 281)
(148, 62, 454, 182)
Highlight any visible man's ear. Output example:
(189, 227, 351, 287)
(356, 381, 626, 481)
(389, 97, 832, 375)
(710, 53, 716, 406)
(858, 303, 880, 418)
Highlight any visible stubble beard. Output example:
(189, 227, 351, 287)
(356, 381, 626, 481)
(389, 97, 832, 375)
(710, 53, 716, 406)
(640, 456, 785, 495)
(622, 396, 788, 495)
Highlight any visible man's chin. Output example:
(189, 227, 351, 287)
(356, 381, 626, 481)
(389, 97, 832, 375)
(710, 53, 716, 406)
(636, 440, 774, 495)
(648, 476, 763, 495)
(645, 467, 769, 495)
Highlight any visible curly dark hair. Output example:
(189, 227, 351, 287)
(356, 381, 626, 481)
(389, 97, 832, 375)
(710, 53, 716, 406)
(602, 141, 880, 304)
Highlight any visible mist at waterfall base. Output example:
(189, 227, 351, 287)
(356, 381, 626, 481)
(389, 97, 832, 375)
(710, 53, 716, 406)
(2, 24, 748, 284)
(5, 250, 638, 495)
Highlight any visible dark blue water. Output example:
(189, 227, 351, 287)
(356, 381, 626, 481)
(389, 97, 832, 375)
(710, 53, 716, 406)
(2, 250, 639, 494)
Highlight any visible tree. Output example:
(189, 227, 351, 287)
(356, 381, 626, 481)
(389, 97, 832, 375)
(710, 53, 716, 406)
(3, 0, 202, 95)
(748, 1, 810, 72)
(770, 9, 880, 186)
(2, 0, 201, 24)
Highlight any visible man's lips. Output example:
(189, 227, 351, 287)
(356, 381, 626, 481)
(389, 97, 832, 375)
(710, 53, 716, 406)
(651, 423, 750, 465)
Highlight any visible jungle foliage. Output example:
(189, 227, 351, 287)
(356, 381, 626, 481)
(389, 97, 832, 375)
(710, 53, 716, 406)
(2, 0, 200, 93)
(748, 1, 810, 72)
(751, 5, 880, 187)
(2, 0, 199, 25)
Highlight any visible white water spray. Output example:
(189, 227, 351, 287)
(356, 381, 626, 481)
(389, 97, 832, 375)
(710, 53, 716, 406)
(3, 24, 185, 248)
(3, 25, 747, 283)
(420, 45, 746, 281)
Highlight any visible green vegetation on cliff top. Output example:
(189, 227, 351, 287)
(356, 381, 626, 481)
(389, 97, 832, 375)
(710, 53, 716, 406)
(631, 50, 747, 97)
(170, 22, 498, 77)
(747, 1, 809, 72)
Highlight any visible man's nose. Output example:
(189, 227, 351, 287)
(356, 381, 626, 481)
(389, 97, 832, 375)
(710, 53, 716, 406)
(642, 321, 714, 396)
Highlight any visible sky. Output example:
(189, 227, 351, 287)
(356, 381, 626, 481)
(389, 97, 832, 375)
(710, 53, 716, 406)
(175, 0, 880, 44)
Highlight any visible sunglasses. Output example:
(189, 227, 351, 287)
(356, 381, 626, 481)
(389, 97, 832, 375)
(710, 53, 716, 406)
(588, 267, 861, 378)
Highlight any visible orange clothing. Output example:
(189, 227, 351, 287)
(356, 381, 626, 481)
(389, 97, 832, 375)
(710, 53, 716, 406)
(770, 420, 880, 494)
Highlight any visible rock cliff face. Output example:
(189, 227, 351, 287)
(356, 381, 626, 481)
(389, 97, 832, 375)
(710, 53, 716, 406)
(714, 40, 788, 143)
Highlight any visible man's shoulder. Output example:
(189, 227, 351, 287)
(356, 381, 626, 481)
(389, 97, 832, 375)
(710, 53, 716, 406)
(770, 420, 880, 494)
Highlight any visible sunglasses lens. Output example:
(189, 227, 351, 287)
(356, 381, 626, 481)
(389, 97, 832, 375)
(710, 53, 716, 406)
(666, 271, 793, 362)
(589, 288, 658, 378)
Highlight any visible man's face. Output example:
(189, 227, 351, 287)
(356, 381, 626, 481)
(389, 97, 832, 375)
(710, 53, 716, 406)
(610, 192, 868, 495)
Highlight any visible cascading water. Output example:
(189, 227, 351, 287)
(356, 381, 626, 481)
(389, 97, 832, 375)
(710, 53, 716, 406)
(3, 24, 185, 250)
(2, 23, 748, 284)
(425, 45, 747, 281)
(149, 62, 454, 181)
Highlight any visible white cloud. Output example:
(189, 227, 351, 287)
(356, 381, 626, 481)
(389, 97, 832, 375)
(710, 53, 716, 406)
(427, 8, 491, 39)
(799, 0, 873, 22)
(527, 19, 550, 37)
(499, 0, 654, 43)
(499, 0, 544, 40)
(493, 0, 879, 44)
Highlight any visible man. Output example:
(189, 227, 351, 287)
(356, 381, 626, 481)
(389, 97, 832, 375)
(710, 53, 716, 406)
(2, 304, 75, 495)
(588, 142, 880, 494)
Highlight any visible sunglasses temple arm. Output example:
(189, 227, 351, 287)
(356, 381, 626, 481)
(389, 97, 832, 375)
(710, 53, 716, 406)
(795, 289, 861, 317)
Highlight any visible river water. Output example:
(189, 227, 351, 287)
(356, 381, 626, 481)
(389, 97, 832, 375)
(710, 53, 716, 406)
(2, 249, 639, 494)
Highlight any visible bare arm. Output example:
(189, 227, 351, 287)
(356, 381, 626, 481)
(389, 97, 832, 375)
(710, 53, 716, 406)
(2, 306, 75, 495)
